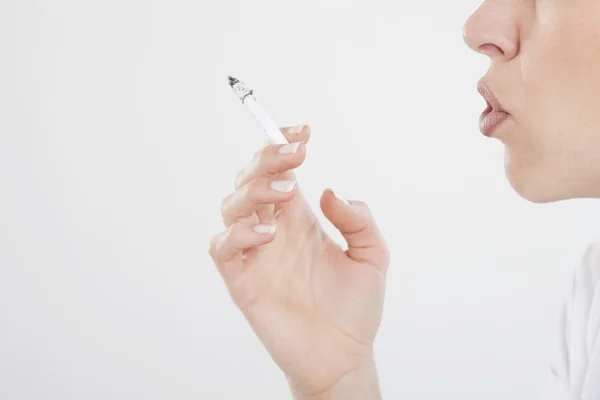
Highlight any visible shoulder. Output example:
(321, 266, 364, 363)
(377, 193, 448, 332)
(543, 241, 600, 400)
(566, 241, 600, 342)
(551, 240, 600, 400)
(572, 241, 600, 294)
(567, 241, 600, 355)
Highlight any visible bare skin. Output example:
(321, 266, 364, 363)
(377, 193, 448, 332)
(210, 126, 387, 399)
(210, 1, 600, 398)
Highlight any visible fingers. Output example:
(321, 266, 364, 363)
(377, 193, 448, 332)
(235, 125, 310, 189)
(221, 178, 298, 226)
(209, 221, 277, 266)
(281, 124, 311, 144)
(210, 124, 311, 272)
(320, 189, 390, 270)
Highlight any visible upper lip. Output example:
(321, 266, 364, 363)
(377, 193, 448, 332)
(477, 80, 507, 114)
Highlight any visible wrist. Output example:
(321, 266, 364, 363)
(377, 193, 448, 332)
(290, 358, 382, 400)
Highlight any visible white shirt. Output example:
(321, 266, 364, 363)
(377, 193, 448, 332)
(544, 242, 600, 399)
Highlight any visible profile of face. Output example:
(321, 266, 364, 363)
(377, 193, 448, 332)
(464, 0, 600, 203)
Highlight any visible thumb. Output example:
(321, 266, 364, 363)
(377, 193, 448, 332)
(320, 189, 389, 270)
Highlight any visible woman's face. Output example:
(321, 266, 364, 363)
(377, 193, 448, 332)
(464, 0, 600, 202)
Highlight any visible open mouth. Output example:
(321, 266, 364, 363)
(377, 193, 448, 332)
(482, 99, 493, 117)
(478, 81, 509, 137)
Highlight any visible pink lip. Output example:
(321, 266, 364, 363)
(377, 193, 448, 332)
(477, 81, 509, 137)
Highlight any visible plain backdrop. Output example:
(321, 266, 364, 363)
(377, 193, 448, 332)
(2, 0, 600, 399)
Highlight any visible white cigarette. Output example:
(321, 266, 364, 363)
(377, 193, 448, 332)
(227, 76, 290, 145)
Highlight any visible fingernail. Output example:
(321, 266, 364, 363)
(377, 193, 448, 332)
(279, 142, 301, 154)
(333, 190, 350, 205)
(271, 180, 297, 192)
(253, 224, 276, 234)
(288, 125, 304, 134)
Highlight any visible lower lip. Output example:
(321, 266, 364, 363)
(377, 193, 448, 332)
(479, 109, 509, 137)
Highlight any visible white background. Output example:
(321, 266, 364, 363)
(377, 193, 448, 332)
(1, 0, 600, 399)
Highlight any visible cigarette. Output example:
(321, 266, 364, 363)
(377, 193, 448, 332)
(227, 76, 290, 145)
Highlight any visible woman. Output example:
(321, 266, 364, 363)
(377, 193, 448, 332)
(209, 1, 600, 398)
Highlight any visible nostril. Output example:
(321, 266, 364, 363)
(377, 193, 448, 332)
(477, 43, 504, 58)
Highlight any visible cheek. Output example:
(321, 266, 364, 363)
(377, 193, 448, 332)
(517, 12, 600, 170)
(523, 2, 600, 123)
(521, 27, 581, 130)
(499, 1, 600, 199)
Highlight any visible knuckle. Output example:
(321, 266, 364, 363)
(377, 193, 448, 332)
(381, 252, 391, 269)
(227, 223, 248, 247)
(237, 182, 253, 202)
(253, 147, 266, 164)
(245, 179, 268, 203)
(262, 146, 281, 172)
(227, 222, 242, 237)
(256, 146, 271, 166)
(234, 169, 245, 188)
(208, 234, 221, 259)
(220, 193, 233, 214)
(249, 178, 266, 195)
(353, 199, 368, 209)
(382, 242, 391, 262)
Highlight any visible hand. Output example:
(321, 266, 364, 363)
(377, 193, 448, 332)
(209, 125, 389, 399)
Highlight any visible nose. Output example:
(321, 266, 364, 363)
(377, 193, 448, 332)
(463, 1, 520, 61)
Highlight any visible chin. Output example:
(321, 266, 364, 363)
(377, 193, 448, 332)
(503, 152, 572, 204)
